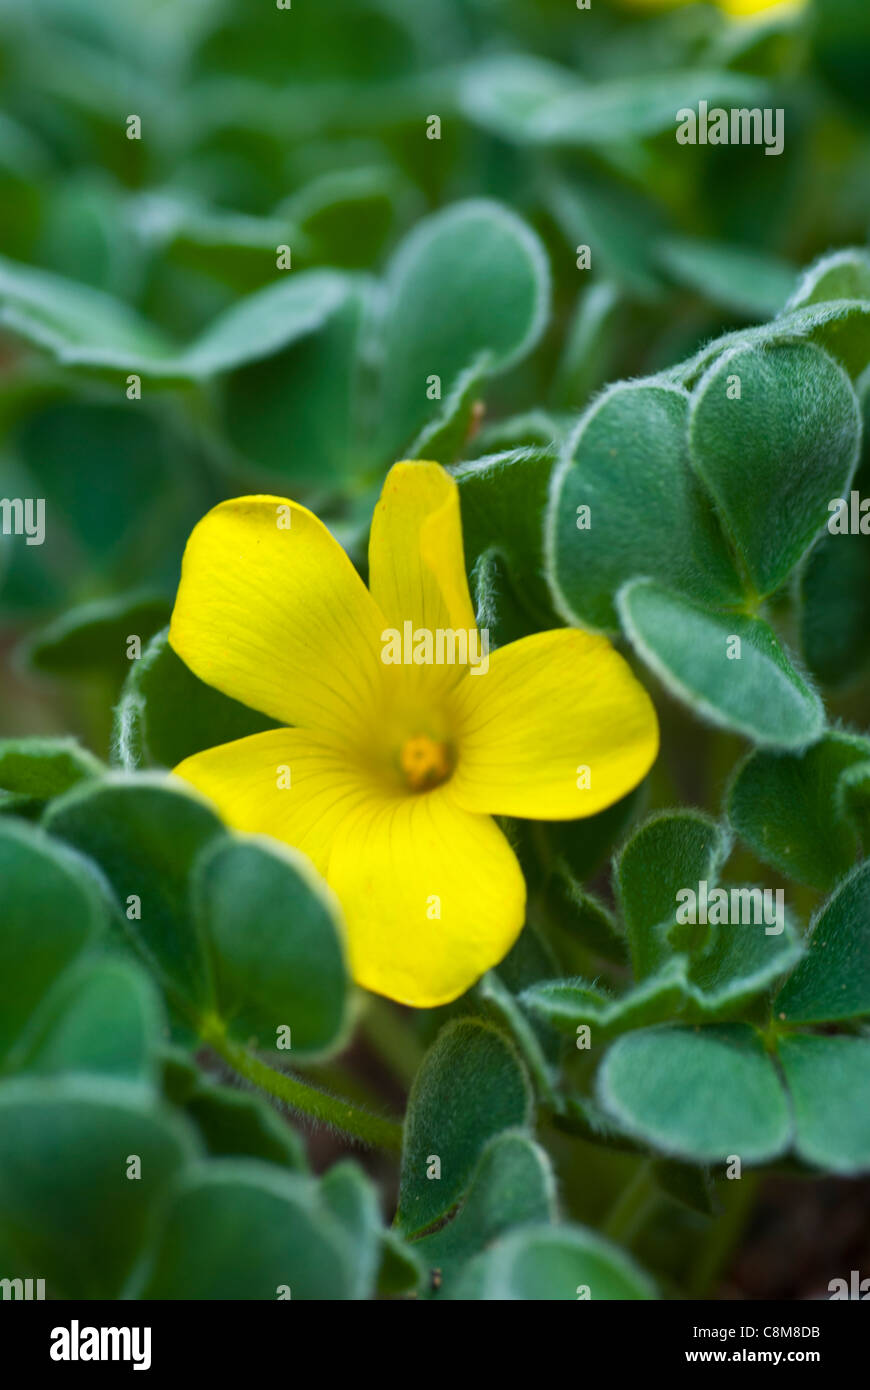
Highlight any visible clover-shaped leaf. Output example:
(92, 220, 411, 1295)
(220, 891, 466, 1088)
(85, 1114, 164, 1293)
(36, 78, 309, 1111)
(397, 1019, 533, 1237)
(449, 1223, 656, 1301)
(728, 731, 870, 890)
(130, 1161, 359, 1300)
(547, 381, 742, 631)
(777, 1034, 870, 1175)
(688, 342, 861, 598)
(619, 580, 825, 748)
(182, 1077, 306, 1171)
(191, 834, 348, 1054)
(615, 809, 731, 976)
(0, 818, 107, 1060)
(0, 253, 349, 378)
(413, 1131, 557, 1297)
(597, 1024, 791, 1165)
(114, 628, 279, 771)
(774, 860, 870, 1024)
(13, 959, 163, 1090)
(45, 776, 225, 1006)
(0, 736, 103, 806)
(377, 200, 550, 458)
(0, 1077, 197, 1298)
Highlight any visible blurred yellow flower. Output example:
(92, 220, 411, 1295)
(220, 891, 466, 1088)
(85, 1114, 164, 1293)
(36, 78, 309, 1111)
(619, 0, 804, 15)
(169, 462, 658, 1007)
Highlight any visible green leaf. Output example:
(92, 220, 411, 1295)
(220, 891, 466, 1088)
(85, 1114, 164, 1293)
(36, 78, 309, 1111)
(44, 775, 226, 1006)
(397, 1018, 533, 1236)
(528, 70, 770, 146)
(449, 1223, 656, 1300)
(787, 248, 870, 309)
(799, 375, 870, 685)
(455, 446, 558, 627)
(414, 1131, 557, 1297)
(684, 896, 802, 1020)
(184, 1079, 306, 1171)
(521, 959, 690, 1043)
(282, 165, 412, 269)
(475, 411, 565, 455)
(537, 790, 640, 884)
(777, 1034, 870, 1175)
(0, 252, 172, 370)
(0, 1077, 197, 1298)
(191, 835, 348, 1055)
(800, 519, 870, 685)
(0, 736, 103, 801)
(547, 382, 742, 631)
(0, 818, 106, 1059)
(222, 281, 370, 483)
(677, 300, 870, 389)
(811, 0, 870, 115)
(775, 861, 870, 1024)
(12, 959, 162, 1088)
(688, 343, 860, 598)
(655, 237, 796, 320)
(551, 282, 622, 408)
(320, 1161, 382, 1300)
(114, 628, 279, 770)
(134, 191, 297, 293)
(457, 54, 578, 145)
(539, 872, 627, 966)
(408, 354, 489, 466)
(0, 253, 350, 378)
(618, 580, 825, 749)
(597, 1025, 791, 1163)
(476, 972, 557, 1101)
(377, 201, 550, 457)
(545, 178, 664, 302)
(727, 732, 870, 890)
(615, 810, 731, 976)
(10, 401, 206, 585)
(26, 592, 171, 677)
(159, 1046, 201, 1107)
(838, 759, 870, 844)
(469, 548, 539, 649)
(132, 1161, 357, 1299)
(377, 1229, 425, 1298)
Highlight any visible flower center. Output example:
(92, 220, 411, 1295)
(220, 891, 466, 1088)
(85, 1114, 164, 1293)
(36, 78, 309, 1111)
(399, 733, 452, 792)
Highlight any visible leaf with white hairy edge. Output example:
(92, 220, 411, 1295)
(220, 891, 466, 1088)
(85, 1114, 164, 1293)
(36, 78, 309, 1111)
(376, 200, 551, 457)
(597, 1024, 792, 1164)
(546, 381, 743, 632)
(688, 342, 861, 599)
(618, 580, 824, 749)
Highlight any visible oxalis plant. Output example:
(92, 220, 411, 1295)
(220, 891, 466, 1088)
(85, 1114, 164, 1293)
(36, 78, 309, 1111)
(2, 236, 870, 1301)
(1, 0, 870, 1305)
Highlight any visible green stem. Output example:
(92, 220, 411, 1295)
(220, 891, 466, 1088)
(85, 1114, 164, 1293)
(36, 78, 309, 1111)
(688, 1172, 760, 1298)
(200, 1018, 404, 1154)
(602, 1161, 658, 1244)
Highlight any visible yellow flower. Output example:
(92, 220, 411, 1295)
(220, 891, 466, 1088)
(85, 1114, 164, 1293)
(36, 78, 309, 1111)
(618, 0, 803, 15)
(169, 462, 658, 1007)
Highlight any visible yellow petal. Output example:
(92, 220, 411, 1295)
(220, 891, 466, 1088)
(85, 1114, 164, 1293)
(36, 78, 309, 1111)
(448, 628, 659, 820)
(170, 495, 386, 744)
(369, 460, 478, 643)
(328, 791, 526, 1007)
(173, 729, 376, 876)
(718, 0, 802, 15)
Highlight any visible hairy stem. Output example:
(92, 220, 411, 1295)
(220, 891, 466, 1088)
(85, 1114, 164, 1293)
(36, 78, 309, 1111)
(200, 1017, 404, 1154)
